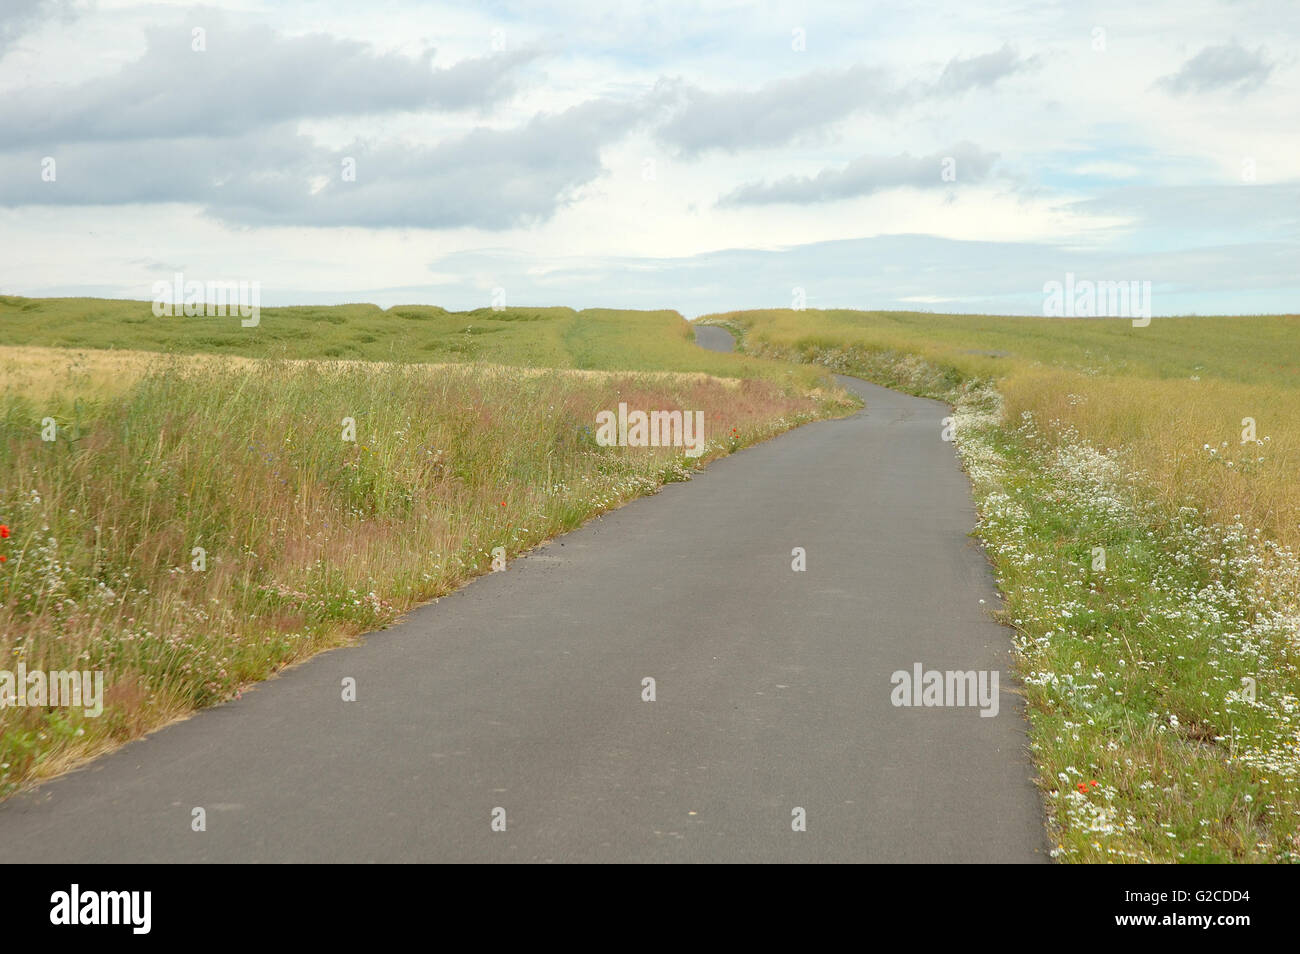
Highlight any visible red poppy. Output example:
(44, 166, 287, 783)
(0, 556, 6, 562)
(499, 501, 506, 507)
(0, 524, 9, 538)
(1076, 783, 1088, 793)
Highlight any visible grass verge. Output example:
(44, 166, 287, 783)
(0, 346, 851, 796)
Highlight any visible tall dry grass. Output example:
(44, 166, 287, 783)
(999, 371, 1300, 555)
(0, 349, 843, 792)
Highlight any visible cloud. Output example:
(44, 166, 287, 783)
(253, 98, 647, 229)
(0, 0, 73, 56)
(0, 98, 648, 230)
(719, 143, 999, 206)
(654, 45, 1036, 156)
(0, 21, 539, 146)
(934, 44, 1037, 94)
(1156, 42, 1272, 95)
(653, 66, 900, 155)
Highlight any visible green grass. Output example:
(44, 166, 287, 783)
(0, 295, 826, 388)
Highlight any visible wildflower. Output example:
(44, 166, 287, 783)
(0, 525, 8, 538)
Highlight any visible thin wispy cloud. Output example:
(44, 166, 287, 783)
(719, 143, 999, 206)
(1156, 41, 1272, 95)
(654, 66, 899, 155)
(654, 47, 1036, 157)
(934, 44, 1037, 94)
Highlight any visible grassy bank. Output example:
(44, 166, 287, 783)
(0, 295, 827, 388)
(0, 345, 850, 795)
(705, 309, 1300, 862)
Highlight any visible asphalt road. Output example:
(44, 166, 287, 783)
(0, 326, 1047, 862)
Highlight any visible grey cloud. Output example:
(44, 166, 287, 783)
(1156, 42, 1272, 95)
(654, 46, 1035, 155)
(719, 143, 999, 206)
(252, 98, 645, 229)
(654, 66, 899, 155)
(935, 44, 1037, 94)
(0, 98, 646, 230)
(0, 0, 73, 55)
(0, 21, 539, 146)
(0, 132, 313, 206)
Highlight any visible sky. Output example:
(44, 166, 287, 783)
(0, 0, 1296, 317)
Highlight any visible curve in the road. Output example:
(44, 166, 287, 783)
(0, 325, 1046, 862)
